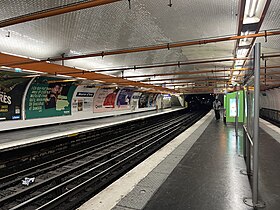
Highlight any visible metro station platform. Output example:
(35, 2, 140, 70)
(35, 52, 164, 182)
(78, 112, 280, 210)
(0, 107, 183, 151)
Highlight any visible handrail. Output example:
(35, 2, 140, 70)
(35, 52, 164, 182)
(243, 125, 254, 146)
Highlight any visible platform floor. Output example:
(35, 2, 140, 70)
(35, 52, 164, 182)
(104, 117, 280, 210)
(142, 120, 251, 210)
(259, 122, 280, 210)
(0, 108, 182, 150)
(142, 121, 280, 210)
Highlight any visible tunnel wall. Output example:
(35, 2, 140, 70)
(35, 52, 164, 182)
(260, 88, 280, 111)
(0, 75, 181, 131)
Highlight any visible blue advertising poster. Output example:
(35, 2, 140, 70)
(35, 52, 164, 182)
(116, 89, 134, 108)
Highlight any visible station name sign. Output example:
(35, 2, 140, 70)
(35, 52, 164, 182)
(76, 92, 94, 97)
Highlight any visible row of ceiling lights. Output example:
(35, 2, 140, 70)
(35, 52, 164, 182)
(233, 0, 268, 79)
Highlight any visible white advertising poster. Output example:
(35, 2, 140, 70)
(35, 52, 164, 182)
(93, 88, 120, 113)
(229, 98, 237, 117)
(72, 86, 97, 113)
(130, 92, 141, 111)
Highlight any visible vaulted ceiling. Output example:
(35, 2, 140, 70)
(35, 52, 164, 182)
(0, 0, 279, 94)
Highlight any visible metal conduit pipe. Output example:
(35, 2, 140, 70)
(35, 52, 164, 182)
(1, 31, 280, 67)
(47, 30, 280, 62)
(0, 0, 122, 28)
(56, 55, 280, 76)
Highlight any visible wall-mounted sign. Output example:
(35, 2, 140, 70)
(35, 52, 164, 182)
(0, 71, 31, 121)
(25, 77, 76, 119)
(229, 98, 237, 117)
(93, 88, 120, 112)
(116, 88, 134, 110)
(72, 86, 97, 112)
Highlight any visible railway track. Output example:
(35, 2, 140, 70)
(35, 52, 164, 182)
(0, 110, 207, 210)
(0, 109, 182, 177)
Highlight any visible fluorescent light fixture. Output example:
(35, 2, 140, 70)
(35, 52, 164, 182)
(21, 69, 47, 74)
(233, 71, 240, 76)
(239, 31, 254, 46)
(24, 74, 41, 78)
(243, 0, 267, 24)
(235, 60, 245, 66)
(231, 79, 237, 85)
(56, 74, 74, 78)
(2, 51, 29, 58)
(0, 66, 11, 69)
(1, 51, 40, 61)
(14, 68, 22, 72)
(235, 65, 243, 70)
(249, 0, 258, 17)
(29, 57, 41, 61)
(76, 77, 87, 80)
(93, 80, 105, 83)
(236, 48, 249, 58)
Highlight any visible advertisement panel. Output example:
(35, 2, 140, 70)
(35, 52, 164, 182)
(147, 93, 158, 107)
(130, 92, 141, 111)
(139, 93, 150, 108)
(72, 86, 97, 113)
(93, 88, 119, 112)
(0, 71, 31, 121)
(225, 91, 244, 123)
(229, 98, 237, 117)
(116, 88, 134, 110)
(25, 77, 77, 119)
(162, 94, 172, 108)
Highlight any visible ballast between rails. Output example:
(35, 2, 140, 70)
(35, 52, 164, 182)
(0, 111, 181, 187)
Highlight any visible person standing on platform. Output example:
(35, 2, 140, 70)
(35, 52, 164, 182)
(213, 97, 221, 120)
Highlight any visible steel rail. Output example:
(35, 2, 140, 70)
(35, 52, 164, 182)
(0, 112, 189, 208)
(37, 113, 203, 210)
(8, 112, 202, 209)
(0, 113, 178, 188)
(0, 108, 180, 176)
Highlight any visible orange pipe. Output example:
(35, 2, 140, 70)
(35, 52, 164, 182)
(0, 0, 122, 28)
(48, 31, 280, 62)
(2, 32, 280, 67)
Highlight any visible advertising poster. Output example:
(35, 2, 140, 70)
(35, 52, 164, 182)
(25, 77, 77, 119)
(72, 86, 97, 113)
(162, 94, 172, 108)
(139, 93, 150, 108)
(130, 92, 141, 111)
(229, 98, 237, 117)
(147, 93, 158, 107)
(116, 88, 134, 110)
(93, 88, 119, 112)
(0, 71, 31, 121)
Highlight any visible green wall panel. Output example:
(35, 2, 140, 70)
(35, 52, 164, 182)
(225, 91, 244, 123)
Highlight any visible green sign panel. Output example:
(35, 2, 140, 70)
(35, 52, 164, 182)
(25, 77, 76, 119)
(225, 90, 244, 123)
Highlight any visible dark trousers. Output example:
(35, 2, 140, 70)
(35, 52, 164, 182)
(214, 110, 220, 120)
